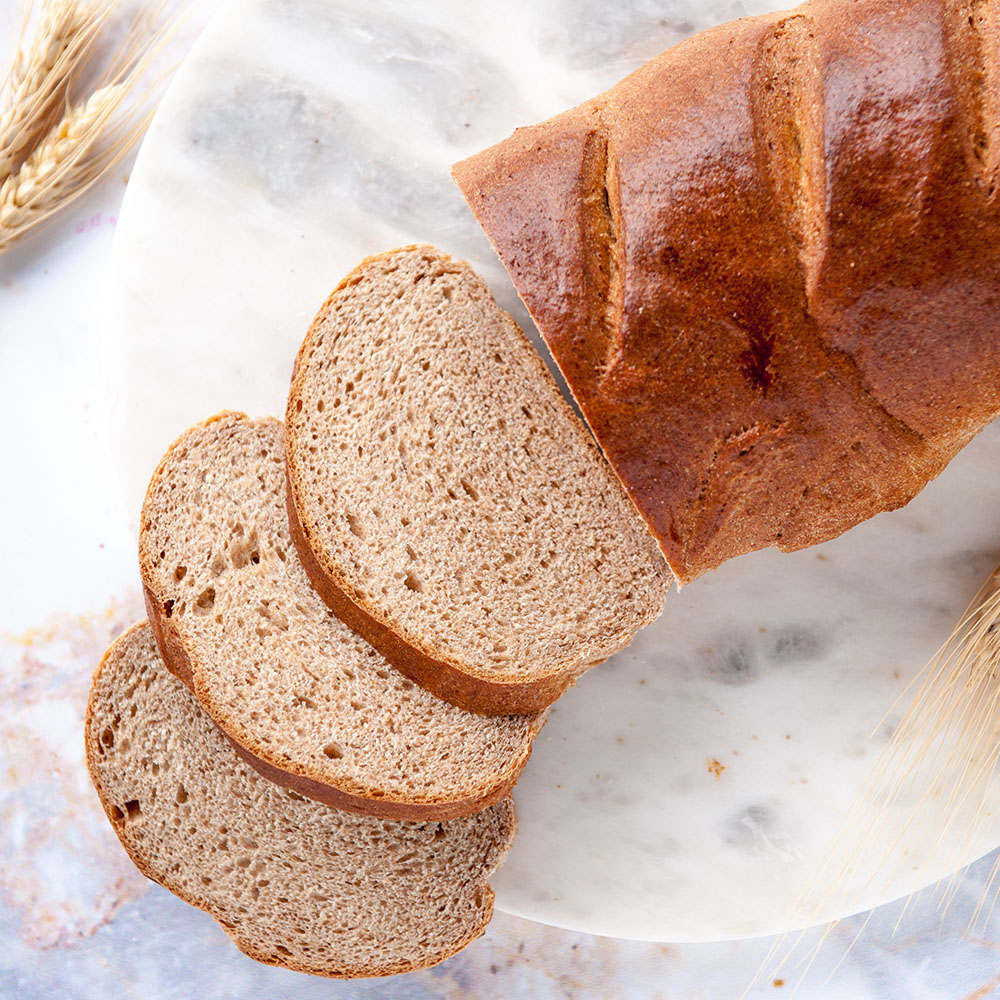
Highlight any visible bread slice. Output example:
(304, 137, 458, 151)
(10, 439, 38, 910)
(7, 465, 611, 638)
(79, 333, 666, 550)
(85, 623, 515, 978)
(139, 412, 543, 821)
(285, 245, 670, 715)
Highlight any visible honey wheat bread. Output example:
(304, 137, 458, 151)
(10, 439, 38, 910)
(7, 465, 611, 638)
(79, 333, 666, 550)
(454, 0, 1000, 584)
(85, 624, 515, 978)
(139, 412, 543, 820)
(285, 245, 670, 716)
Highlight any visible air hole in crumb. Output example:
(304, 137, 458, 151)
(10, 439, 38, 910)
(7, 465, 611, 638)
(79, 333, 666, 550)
(403, 572, 423, 593)
(174, 565, 187, 582)
(230, 530, 260, 569)
(176, 784, 188, 804)
(124, 800, 142, 826)
(163, 599, 174, 619)
(276, 945, 292, 956)
(346, 513, 364, 539)
(194, 587, 216, 614)
(323, 742, 345, 760)
(101, 727, 114, 748)
(110, 805, 123, 822)
(317, 399, 325, 412)
(460, 478, 479, 501)
(295, 399, 303, 413)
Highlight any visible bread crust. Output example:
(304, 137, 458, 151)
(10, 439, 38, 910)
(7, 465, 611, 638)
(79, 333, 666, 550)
(453, 0, 1000, 584)
(285, 245, 666, 715)
(84, 623, 503, 978)
(139, 413, 544, 821)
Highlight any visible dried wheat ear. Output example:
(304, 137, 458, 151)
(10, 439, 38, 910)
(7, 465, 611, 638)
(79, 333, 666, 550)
(0, 0, 172, 251)
(86, 624, 515, 978)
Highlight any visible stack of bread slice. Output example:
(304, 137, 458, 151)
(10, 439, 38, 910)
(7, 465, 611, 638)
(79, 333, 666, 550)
(87, 245, 669, 977)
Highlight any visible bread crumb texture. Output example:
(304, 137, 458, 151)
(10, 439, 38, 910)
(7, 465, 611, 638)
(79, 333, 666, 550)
(85, 625, 515, 978)
(139, 413, 541, 813)
(287, 245, 669, 688)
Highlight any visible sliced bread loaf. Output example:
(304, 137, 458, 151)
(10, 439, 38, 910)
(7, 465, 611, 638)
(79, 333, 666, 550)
(85, 623, 515, 978)
(139, 412, 543, 821)
(285, 244, 670, 715)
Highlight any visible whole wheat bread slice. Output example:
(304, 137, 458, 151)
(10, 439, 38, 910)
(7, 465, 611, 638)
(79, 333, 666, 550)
(286, 245, 670, 715)
(139, 412, 543, 820)
(85, 623, 515, 978)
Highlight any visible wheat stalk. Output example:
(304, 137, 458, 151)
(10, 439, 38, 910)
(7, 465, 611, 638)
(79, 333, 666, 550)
(750, 565, 1000, 992)
(0, 1, 181, 252)
(0, 82, 129, 248)
(0, 1, 105, 179)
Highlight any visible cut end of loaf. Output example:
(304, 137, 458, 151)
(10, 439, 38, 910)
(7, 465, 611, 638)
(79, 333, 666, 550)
(85, 623, 514, 978)
(285, 244, 670, 713)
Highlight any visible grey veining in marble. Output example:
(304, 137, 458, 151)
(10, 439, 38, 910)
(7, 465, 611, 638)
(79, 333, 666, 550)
(104, 0, 1000, 944)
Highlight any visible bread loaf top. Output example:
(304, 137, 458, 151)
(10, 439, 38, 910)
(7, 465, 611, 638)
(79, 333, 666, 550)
(454, 0, 1000, 583)
(86, 624, 514, 978)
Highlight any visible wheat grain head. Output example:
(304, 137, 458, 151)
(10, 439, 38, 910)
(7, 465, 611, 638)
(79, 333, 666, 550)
(0, 1, 182, 252)
(0, 2, 107, 180)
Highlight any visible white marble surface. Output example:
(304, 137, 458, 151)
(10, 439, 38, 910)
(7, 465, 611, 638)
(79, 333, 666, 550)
(105, 0, 1000, 943)
(3, 1, 1000, 996)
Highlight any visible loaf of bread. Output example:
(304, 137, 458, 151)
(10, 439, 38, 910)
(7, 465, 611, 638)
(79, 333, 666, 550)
(286, 245, 669, 715)
(454, 0, 1000, 583)
(139, 412, 543, 820)
(86, 624, 515, 977)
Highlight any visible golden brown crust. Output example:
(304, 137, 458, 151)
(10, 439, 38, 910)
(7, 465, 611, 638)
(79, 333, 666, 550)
(453, 0, 1000, 584)
(84, 624, 500, 979)
(139, 412, 543, 821)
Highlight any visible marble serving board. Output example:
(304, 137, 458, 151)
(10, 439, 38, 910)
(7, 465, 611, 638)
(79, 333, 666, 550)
(105, 0, 1000, 942)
